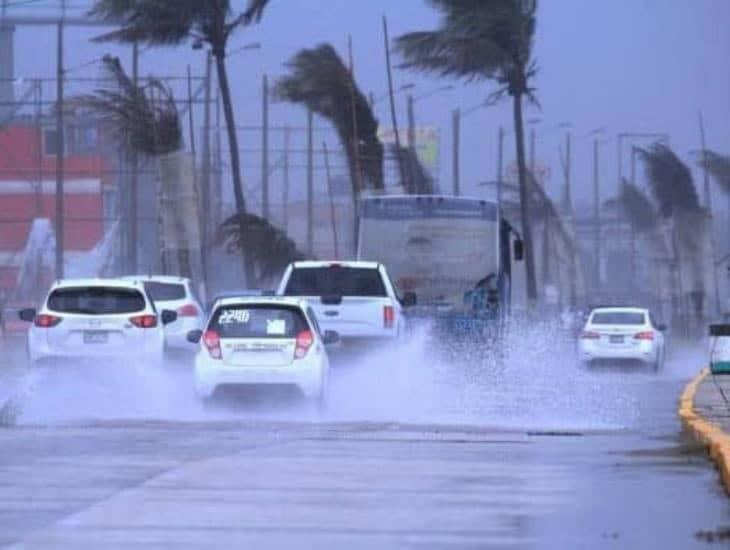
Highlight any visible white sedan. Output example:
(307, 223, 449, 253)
(578, 307, 666, 370)
(189, 296, 337, 404)
(20, 278, 178, 367)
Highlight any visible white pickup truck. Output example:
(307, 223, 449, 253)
(276, 261, 413, 342)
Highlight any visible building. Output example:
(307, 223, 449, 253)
(0, 115, 109, 302)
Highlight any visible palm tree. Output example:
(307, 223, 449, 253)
(396, 0, 540, 303)
(274, 44, 385, 196)
(216, 212, 306, 287)
(697, 149, 730, 192)
(604, 180, 658, 234)
(88, 0, 270, 283)
(637, 143, 709, 329)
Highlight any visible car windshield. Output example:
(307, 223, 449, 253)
(143, 282, 186, 301)
(47, 287, 146, 315)
(209, 305, 308, 339)
(591, 311, 646, 325)
(284, 267, 386, 297)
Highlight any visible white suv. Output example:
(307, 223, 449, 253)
(20, 278, 177, 367)
(190, 296, 336, 403)
(123, 275, 205, 351)
(277, 261, 412, 343)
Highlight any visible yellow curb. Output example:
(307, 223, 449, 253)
(679, 368, 730, 496)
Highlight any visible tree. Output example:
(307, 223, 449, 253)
(637, 143, 709, 327)
(697, 149, 730, 192)
(604, 180, 658, 234)
(396, 0, 540, 303)
(274, 44, 385, 196)
(216, 213, 306, 287)
(88, 0, 270, 283)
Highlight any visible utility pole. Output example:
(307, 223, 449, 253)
(698, 111, 721, 316)
(201, 51, 212, 279)
(54, 19, 65, 279)
(347, 35, 362, 198)
(452, 108, 460, 196)
(629, 145, 637, 287)
(306, 109, 314, 257)
(323, 142, 339, 258)
(564, 131, 572, 211)
(699, 112, 712, 210)
(282, 125, 290, 232)
(261, 74, 270, 220)
(128, 41, 139, 273)
(407, 93, 415, 150)
(214, 90, 223, 229)
(382, 15, 406, 187)
(593, 138, 600, 289)
(530, 126, 536, 177)
(497, 126, 504, 217)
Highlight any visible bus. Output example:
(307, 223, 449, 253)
(357, 195, 526, 334)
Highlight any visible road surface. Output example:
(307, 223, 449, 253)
(0, 328, 728, 548)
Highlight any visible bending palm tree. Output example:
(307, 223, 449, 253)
(88, 0, 270, 283)
(274, 44, 385, 195)
(396, 0, 540, 303)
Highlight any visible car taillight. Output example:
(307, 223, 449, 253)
(580, 330, 600, 340)
(634, 331, 654, 341)
(130, 314, 158, 328)
(203, 330, 222, 359)
(294, 330, 314, 359)
(383, 305, 395, 329)
(177, 303, 199, 317)
(34, 314, 62, 328)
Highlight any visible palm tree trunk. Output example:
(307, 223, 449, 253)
(512, 93, 538, 303)
(213, 50, 255, 284)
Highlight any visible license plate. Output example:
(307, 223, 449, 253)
(609, 335, 624, 344)
(84, 331, 108, 344)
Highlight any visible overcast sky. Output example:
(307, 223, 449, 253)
(6, 0, 730, 210)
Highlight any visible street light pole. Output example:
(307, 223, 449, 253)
(54, 19, 65, 279)
(452, 108, 460, 196)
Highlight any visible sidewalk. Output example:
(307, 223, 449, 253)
(680, 369, 730, 495)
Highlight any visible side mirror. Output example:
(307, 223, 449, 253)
(18, 308, 36, 323)
(401, 291, 417, 307)
(323, 330, 340, 346)
(657, 323, 667, 332)
(161, 310, 178, 325)
(186, 329, 203, 344)
(513, 239, 524, 261)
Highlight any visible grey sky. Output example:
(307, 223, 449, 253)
(7, 0, 730, 209)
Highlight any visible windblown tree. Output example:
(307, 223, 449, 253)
(74, 56, 194, 277)
(88, 0, 270, 282)
(274, 44, 384, 197)
(396, 0, 540, 303)
(390, 145, 434, 194)
(637, 143, 711, 324)
(697, 149, 730, 192)
(217, 213, 306, 287)
(604, 180, 658, 234)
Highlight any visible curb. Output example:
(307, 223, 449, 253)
(679, 368, 730, 495)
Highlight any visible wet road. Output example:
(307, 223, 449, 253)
(0, 329, 729, 548)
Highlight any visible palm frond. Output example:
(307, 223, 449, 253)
(603, 179, 657, 232)
(395, 0, 536, 95)
(216, 213, 307, 284)
(274, 43, 384, 191)
(71, 56, 181, 156)
(88, 0, 202, 44)
(243, 0, 270, 24)
(637, 142, 700, 218)
(696, 149, 730, 193)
